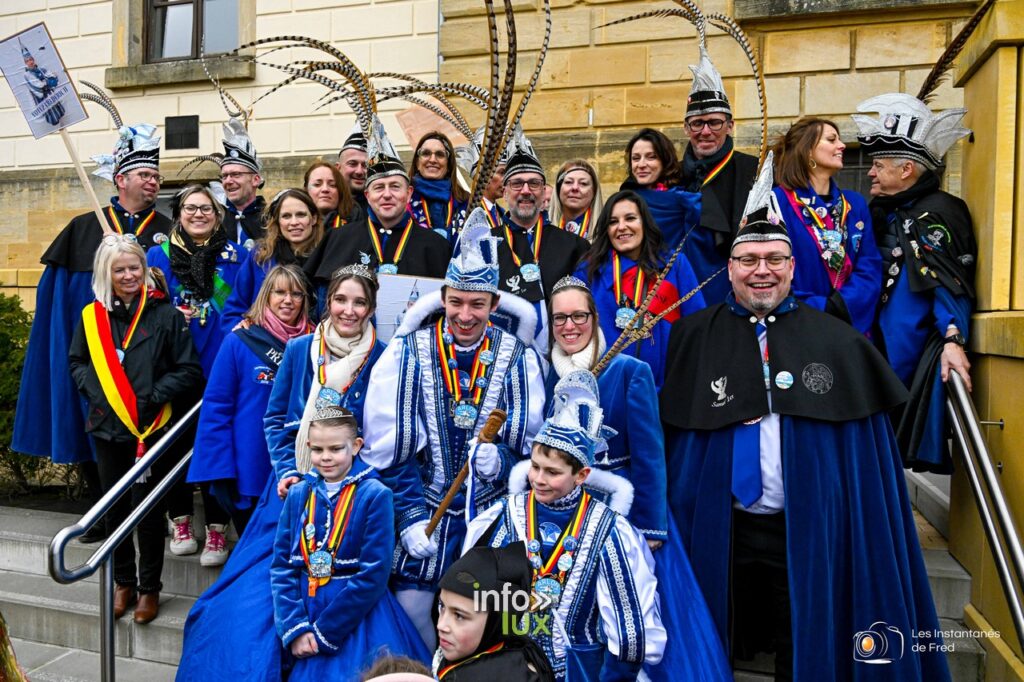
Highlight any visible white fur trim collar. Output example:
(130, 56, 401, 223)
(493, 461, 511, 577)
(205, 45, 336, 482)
(508, 459, 635, 516)
(393, 289, 538, 344)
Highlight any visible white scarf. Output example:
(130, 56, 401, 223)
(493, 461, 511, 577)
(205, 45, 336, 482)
(294, 320, 375, 473)
(550, 328, 606, 378)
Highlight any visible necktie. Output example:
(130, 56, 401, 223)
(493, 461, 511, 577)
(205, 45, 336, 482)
(732, 322, 766, 507)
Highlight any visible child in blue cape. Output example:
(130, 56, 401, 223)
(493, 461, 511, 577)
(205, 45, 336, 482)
(271, 405, 428, 680)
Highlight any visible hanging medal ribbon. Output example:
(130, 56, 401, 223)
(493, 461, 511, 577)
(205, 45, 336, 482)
(438, 643, 506, 679)
(435, 318, 493, 429)
(525, 489, 590, 607)
(612, 252, 646, 330)
(368, 217, 414, 275)
(560, 208, 591, 239)
(315, 323, 376, 409)
(503, 217, 544, 282)
(484, 203, 502, 229)
(81, 288, 173, 460)
(107, 206, 155, 238)
(782, 188, 853, 288)
(701, 148, 734, 187)
(299, 482, 357, 597)
(420, 195, 454, 233)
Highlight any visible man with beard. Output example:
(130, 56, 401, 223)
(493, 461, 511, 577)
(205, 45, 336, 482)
(853, 92, 976, 473)
(493, 130, 589, 349)
(677, 46, 758, 304)
(336, 124, 369, 212)
(660, 156, 950, 681)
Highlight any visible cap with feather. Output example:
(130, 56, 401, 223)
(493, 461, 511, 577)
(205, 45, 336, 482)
(534, 370, 616, 468)
(733, 151, 789, 249)
(80, 82, 160, 181)
(364, 115, 408, 188)
(687, 45, 731, 119)
(445, 208, 501, 294)
(852, 93, 969, 171)
(502, 124, 544, 184)
(340, 121, 367, 153)
(220, 116, 262, 174)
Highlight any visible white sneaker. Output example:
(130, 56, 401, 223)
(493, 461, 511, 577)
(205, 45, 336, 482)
(200, 524, 229, 567)
(169, 516, 198, 556)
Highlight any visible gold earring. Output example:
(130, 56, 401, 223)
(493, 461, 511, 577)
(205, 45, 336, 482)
(809, 158, 818, 170)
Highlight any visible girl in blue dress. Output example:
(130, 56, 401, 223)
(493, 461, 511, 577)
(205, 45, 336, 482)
(221, 189, 324, 332)
(408, 132, 468, 243)
(543, 277, 730, 681)
(186, 264, 313, 534)
(176, 264, 400, 681)
(146, 184, 248, 565)
(272, 405, 428, 681)
(771, 117, 881, 335)
(575, 190, 706, 389)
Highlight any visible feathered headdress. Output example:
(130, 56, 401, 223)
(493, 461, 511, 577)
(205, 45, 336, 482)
(340, 122, 367, 153)
(734, 151, 789, 248)
(364, 114, 407, 187)
(687, 45, 730, 118)
(502, 124, 544, 183)
(852, 94, 969, 170)
(80, 81, 160, 181)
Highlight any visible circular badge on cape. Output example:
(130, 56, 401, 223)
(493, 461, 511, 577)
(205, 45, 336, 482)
(563, 536, 578, 552)
(527, 539, 541, 554)
(801, 363, 834, 395)
(378, 263, 399, 275)
(775, 371, 794, 390)
(534, 577, 562, 605)
(316, 387, 342, 409)
(478, 350, 495, 366)
(308, 550, 333, 579)
(557, 554, 574, 572)
(520, 263, 541, 282)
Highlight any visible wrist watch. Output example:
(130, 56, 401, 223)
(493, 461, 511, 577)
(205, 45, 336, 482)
(943, 333, 966, 347)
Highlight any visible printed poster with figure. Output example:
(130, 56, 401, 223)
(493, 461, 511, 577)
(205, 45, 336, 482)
(0, 23, 87, 139)
(376, 274, 445, 343)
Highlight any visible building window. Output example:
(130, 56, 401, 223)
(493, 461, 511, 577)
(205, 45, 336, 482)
(146, 0, 239, 63)
(837, 147, 872, 199)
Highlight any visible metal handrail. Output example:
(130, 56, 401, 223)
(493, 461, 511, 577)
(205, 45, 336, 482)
(945, 371, 1024, 651)
(47, 400, 202, 682)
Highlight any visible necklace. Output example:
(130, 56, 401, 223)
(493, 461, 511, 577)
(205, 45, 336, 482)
(435, 318, 494, 429)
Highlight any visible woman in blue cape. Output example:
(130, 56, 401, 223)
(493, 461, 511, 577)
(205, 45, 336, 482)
(771, 117, 881, 335)
(176, 264, 427, 680)
(575, 190, 705, 390)
(408, 132, 468, 243)
(186, 264, 313, 534)
(543, 276, 729, 682)
(221, 189, 324, 333)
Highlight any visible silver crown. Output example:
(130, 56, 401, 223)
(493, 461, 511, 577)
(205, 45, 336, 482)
(311, 405, 355, 423)
(552, 275, 590, 294)
(333, 263, 378, 286)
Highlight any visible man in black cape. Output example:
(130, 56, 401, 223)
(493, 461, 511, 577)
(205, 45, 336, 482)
(660, 155, 950, 681)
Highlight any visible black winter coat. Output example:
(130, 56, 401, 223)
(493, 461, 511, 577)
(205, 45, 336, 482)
(69, 289, 203, 443)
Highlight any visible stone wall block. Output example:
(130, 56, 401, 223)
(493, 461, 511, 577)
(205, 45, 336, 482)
(523, 90, 591, 130)
(803, 71, 900, 115)
(371, 36, 439, 73)
(592, 87, 625, 126)
(414, 0, 440, 34)
(765, 28, 851, 74)
(623, 83, 689, 125)
(55, 35, 112, 69)
(904, 68, 965, 110)
(734, 76, 801, 119)
(568, 45, 647, 87)
(257, 8, 335, 38)
(855, 21, 947, 69)
(332, 4, 413, 40)
(21, 8, 78, 39)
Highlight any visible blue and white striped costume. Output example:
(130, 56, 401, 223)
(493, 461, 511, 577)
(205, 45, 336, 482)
(362, 290, 545, 589)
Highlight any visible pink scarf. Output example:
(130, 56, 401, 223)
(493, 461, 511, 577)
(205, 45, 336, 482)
(261, 308, 309, 344)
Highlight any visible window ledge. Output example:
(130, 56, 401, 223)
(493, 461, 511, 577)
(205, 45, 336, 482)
(104, 58, 253, 89)
(735, 0, 974, 21)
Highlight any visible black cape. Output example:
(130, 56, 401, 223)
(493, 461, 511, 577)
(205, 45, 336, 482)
(221, 195, 267, 244)
(493, 217, 589, 302)
(661, 295, 908, 430)
(42, 206, 172, 272)
(682, 142, 760, 246)
(303, 214, 451, 284)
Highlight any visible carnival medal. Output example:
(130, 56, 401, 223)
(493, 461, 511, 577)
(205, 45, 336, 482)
(378, 263, 399, 275)
(453, 402, 479, 430)
(316, 387, 342, 409)
(520, 263, 541, 282)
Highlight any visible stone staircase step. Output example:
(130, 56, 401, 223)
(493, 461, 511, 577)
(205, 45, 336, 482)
(12, 638, 177, 682)
(0, 568, 191, 667)
(923, 548, 973, 620)
(939, 617, 986, 682)
(0, 505, 224, 599)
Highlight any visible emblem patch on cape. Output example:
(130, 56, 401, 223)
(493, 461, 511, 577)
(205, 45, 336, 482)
(252, 365, 275, 384)
(359, 251, 371, 265)
(710, 376, 733, 407)
(801, 363, 834, 394)
(506, 274, 523, 294)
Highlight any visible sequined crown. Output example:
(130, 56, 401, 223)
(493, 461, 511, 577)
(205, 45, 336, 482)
(551, 275, 590, 294)
(333, 263, 379, 287)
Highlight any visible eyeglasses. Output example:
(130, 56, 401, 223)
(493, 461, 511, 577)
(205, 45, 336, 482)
(507, 178, 544, 192)
(552, 311, 593, 327)
(730, 254, 791, 270)
(102, 233, 139, 246)
(182, 204, 216, 215)
(270, 289, 305, 300)
(685, 118, 729, 133)
(417, 149, 449, 160)
(220, 171, 256, 182)
(131, 171, 164, 183)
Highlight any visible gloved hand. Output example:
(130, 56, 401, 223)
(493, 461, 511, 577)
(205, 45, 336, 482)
(469, 438, 500, 480)
(401, 521, 438, 559)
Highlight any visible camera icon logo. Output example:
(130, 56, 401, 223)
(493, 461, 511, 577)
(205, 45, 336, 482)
(853, 621, 904, 664)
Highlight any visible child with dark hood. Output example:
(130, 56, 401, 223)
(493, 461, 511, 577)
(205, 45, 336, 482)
(433, 542, 555, 681)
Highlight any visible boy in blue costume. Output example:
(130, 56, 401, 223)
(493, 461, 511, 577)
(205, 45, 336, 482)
(363, 210, 546, 648)
(272, 405, 428, 680)
(465, 370, 694, 681)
